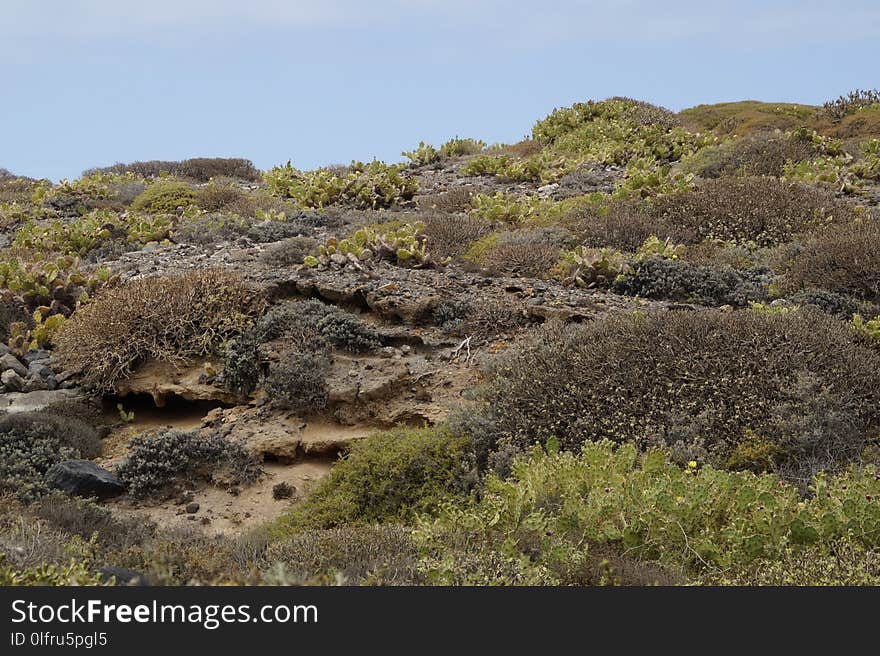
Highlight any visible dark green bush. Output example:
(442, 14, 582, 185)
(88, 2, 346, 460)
(264, 349, 331, 414)
(613, 258, 772, 306)
(256, 300, 379, 353)
(222, 333, 262, 396)
(116, 430, 260, 498)
(786, 288, 879, 320)
(0, 412, 102, 502)
(277, 427, 470, 531)
(469, 309, 880, 479)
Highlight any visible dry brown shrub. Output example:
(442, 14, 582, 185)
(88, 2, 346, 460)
(55, 269, 264, 391)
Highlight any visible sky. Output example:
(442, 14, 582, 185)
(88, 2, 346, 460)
(1, 1, 878, 181)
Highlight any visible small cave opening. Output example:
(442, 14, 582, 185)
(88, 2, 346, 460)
(102, 393, 229, 432)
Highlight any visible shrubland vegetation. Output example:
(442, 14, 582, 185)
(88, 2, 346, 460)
(2, 95, 880, 586)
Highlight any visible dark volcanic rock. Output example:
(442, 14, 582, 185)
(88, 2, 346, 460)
(45, 460, 125, 499)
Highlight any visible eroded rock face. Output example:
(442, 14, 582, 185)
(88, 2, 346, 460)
(0, 388, 84, 414)
(45, 460, 125, 499)
(201, 405, 375, 463)
(114, 359, 241, 407)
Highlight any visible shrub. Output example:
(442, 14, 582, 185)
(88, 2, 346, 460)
(565, 197, 658, 251)
(116, 430, 260, 498)
(785, 288, 878, 320)
(414, 441, 880, 581)
(174, 158, 260, 182)
(193, 180, 246, 211)
(421, 213, 493, 259)
(85, 158, 260, 182)
(222, 332, 262, 396)
(54, 269, 263, 391)
(171, 212, 250, 244)
(712, 539, 880, 586)
(130, 181, 196, 213)
(264, 525, 421, 585)
(416, 186, 479, 214)
(264, 349, 331, 413)
(552, 246, 631, 288)
(613, 259, 772, 306)
(259, 236, 317, 266)
(469, 309, 880, 479)
(480, 228, 569, 277)
(684, 131, 815, 178)
(650, 176, 857, 246)
(0, 412, 102, 502)
(781, 221, 880, 302)
(256, 300, 380, 353)
(246, 219, 313, 243)
(439, 137, 486, 157)
(277, 427, 470, 532)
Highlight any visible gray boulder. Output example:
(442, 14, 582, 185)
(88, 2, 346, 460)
(1, 369, 25, 392)
(45, 460, 125, 499)
(0, 353, 27, 377)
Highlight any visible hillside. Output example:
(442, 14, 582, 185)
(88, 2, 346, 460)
(1, 90, 879, 586)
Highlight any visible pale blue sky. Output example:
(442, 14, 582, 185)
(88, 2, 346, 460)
(2, 1, 878, 180)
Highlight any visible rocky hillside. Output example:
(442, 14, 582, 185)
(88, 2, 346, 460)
(1, 91, 880, 586)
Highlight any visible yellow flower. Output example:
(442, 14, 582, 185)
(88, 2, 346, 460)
(687, 461, 698, 469)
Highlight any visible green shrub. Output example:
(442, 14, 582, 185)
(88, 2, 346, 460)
(130, 180, 196, 213)
(711, 539, 880, 585)
(263, 525, 421, 585)
(414, 441, 880, 581)
(116, 429, 260, 498)
(469, 192, 546, 224)
(469, 309, 880, 479)
(782, 221, 880, 302)
(55, 269, 263, 391)
(276, 427, 470, 532)
(650, 176, 858, 247)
